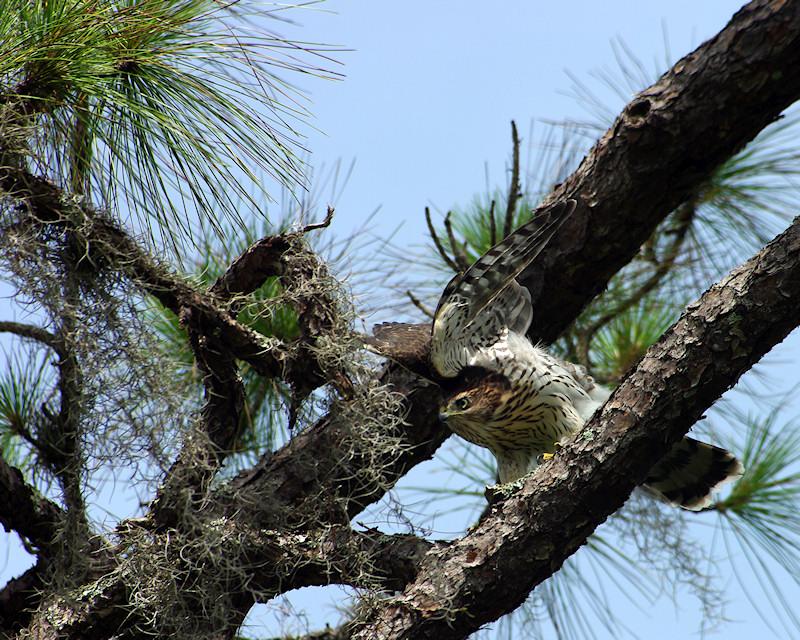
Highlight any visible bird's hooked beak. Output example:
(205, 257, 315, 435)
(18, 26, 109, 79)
(438, 409, 450, 423)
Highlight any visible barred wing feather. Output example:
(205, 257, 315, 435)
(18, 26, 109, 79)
(430, 199, 576, 378)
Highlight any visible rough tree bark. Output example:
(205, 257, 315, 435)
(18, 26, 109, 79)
(349, 215, 800, 640)
(2, 0, 800, 638)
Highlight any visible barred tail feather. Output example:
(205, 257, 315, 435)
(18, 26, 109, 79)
(643, 437, 744, 511)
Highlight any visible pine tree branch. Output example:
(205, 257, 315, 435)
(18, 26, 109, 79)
(443, 212, 470, 272)
(425, 207, 461, 273)
(0, 561, 47, 636)
(0, 164, 291, 379)
(488, 199, 497, 247)
(0, 457, 63, 552)
(573, 200, 696, 371)
(406, 290, 435, 319)
(10, 1, 800, 637)
(0, 318, 86, 523)
(349, 214, 800, 639)
(524, 0, 800, 344)
(0, 322, 64, 356)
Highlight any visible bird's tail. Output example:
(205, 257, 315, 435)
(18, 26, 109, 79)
(643, 437, 743, 511)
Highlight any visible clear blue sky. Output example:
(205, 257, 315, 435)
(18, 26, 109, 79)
(3, 1, 800, 638)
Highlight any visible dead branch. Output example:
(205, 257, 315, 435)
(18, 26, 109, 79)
(405, 290, 435, 319)
(301, 205, 335, 234)
(504, 120, 522, 237)
(488, 199, 497, 246)
(424, 207, 460, 273)
(443, 212, 470, 272)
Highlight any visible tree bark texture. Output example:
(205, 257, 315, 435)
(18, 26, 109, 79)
(527, 0, 800, 343)
(349, 216, 800, 640)
(3, 1, 800, 638)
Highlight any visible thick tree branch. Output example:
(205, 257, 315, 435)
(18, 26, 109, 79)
(0, 166, 292, 379)
(247, 526, 435, 596)
(0, 457, 62, 552)
(16, 522, 434, 640)
(350, 216, 800, 639)
(0, 322, 64, 356)
(527, 0, 800, 343)
(9, 1, 800, 637)
(0, 561, 47, 635)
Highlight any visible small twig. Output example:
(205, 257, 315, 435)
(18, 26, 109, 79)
(406, 290, 435, 319)
(575, 199, 697, 364)
(425, 207, 460, 273)
(443, 212, 471, 272)
(488, 199, 497, 246)
(302, 206, 335, 234)
(504, 120, 522, 238)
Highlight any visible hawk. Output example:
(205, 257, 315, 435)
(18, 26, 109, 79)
(370, 199, 742, 510)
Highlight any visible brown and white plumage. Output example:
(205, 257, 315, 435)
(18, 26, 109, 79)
(373, 198, 743, 510)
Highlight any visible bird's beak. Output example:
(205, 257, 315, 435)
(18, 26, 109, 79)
(438, 411, 450, 423)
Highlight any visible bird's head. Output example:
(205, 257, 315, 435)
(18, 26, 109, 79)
(439, 367, 511, 426)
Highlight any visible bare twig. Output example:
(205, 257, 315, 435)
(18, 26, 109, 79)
(425, 207, 460, 273)
(573, 199, 696, 370)
(302, 205, 335, 234)
(504, 120, 522, 238)
(488, 199, 497, 246)
(444, 211, 470, 272)
(406, 290, 435, 319)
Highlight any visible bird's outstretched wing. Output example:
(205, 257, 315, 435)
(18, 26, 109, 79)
(430, 199, 577, 377)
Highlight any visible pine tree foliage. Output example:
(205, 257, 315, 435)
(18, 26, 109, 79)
(2, 2, 800, 639)
(398, 46, 800, 638)
(0, 0, 338, 248)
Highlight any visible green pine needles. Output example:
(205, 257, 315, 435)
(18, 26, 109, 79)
(1, 0, 337, 248)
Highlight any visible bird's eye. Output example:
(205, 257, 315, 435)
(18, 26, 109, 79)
(453, 397, 471, 411)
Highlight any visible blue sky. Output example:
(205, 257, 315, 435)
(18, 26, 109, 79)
(4, 1, 800, 638)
